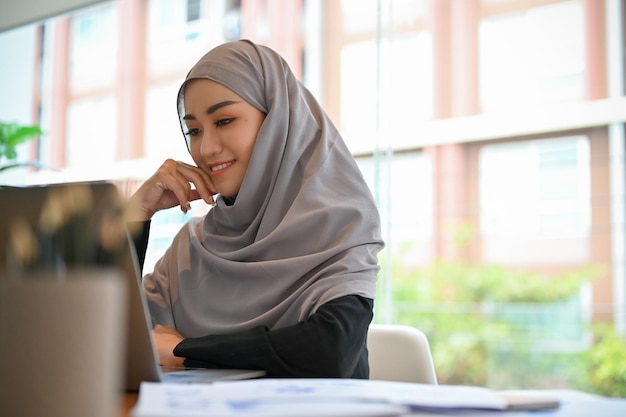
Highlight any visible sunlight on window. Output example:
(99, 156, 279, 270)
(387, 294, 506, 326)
(145, 82, 193, 162)
(358, 152, 433, 265)
(147, 0, 224, 77)
(479, 135, 591, 264)
(66, 96, 117, 168)
(479, 0, 584, 111)
(340, 32, 432, 154)
(69, 5, 118, 92)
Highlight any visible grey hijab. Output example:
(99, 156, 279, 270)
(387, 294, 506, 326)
(144, 40, 384, 337)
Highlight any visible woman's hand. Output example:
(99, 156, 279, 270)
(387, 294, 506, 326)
(153, 324, 185, 367)
(126, 159, 216, 222)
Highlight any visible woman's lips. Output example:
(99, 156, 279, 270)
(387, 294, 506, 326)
(208, 161, 234, 175)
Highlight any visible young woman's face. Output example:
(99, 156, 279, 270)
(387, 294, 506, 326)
(182, 79, 265, 198)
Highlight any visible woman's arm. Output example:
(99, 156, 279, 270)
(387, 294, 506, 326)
(125, 159, 216, 222)
(128, 221, 374, 378)
(174, 294, 373, 378)
(127, 220, 151, 272)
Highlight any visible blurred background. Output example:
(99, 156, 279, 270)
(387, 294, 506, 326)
(1, 0, 625, 395)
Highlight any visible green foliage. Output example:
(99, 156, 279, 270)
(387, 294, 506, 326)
(580, 325, 626, 397)
(378, 241, 610, 389)
(391, 252, 603, 304)
(0, 121, 42, 172)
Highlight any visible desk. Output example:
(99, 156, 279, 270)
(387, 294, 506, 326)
(121, 393, 138, 417)
(122, 384, 626, 417)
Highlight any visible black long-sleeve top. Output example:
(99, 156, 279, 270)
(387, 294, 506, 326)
(129, 221, 373, 378)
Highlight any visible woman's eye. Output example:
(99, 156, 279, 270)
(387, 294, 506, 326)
(185, 128, 201, 137)
(215, 118, 234, 127)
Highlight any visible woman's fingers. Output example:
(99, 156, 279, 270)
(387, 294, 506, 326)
(163, 161, 216, 212)
(127, 159, 216, 221)
(176, 161, 216, 205)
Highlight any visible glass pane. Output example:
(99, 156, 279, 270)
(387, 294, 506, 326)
(479, 136, 591, 264)
(147, 0, 223, 77)
(69, 5, 118, 92)
(341, 32, 432, 154)
(144, 82, 193, 162)
(66, 96, 117, 168)
(479, 0, 585, 111)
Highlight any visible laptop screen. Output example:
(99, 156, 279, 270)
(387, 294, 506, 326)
(0, 181, 126, 274)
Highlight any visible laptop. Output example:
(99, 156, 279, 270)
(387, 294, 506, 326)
(0, 181, 265, 391)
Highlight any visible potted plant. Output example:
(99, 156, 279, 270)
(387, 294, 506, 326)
(0, 121, 43, 174)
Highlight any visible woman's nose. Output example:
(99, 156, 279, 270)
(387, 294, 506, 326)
(200, 130, 221, 156)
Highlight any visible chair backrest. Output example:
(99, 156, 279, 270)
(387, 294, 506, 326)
(366, 324, 438, 384)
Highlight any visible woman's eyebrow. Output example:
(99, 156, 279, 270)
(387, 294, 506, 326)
(183, 100, 240, 120)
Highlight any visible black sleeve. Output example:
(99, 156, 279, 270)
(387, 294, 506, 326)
(174, 294, 374, 379)
(127, 221, 151, 273)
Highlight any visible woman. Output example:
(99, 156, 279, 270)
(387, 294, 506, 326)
(126, 40, 384, 378)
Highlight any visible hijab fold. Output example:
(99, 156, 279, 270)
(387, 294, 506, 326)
(144, 40, 384, 337)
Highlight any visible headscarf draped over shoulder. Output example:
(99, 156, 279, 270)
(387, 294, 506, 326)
(144, 40, 384, 337)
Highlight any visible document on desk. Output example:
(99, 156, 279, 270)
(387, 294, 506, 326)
(132, 378, 555, 417)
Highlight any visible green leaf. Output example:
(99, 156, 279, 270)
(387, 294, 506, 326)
(0, 121, 43, 162)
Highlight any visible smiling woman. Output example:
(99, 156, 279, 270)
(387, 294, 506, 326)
(181, 79, 265, 199)
(124, 39, 384, 378)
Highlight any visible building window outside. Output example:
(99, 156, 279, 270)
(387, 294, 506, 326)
(223, 0, 241, 41)
(357, 151, 434, 263)
(340, 32, 433, 154)
(144, 82, 193, 162)
(336, 0, 430, 155)
(479, 135, 591, 264)
(62, 5, 118, 177)
(186, 0, 202, 22)
(479, 0, 585, 112)
(69, 4, 118, 93)
(66, 96, 117, 170)
(340, 0, 427, 35)
(147, 0, 224, 77)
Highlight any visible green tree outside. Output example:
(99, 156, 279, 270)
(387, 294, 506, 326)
(375, 241, 624, 395)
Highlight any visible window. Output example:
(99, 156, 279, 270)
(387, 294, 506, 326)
(69, 5, 118, 92)
(66, 96, 117, 169)
(186, 0, 201, 22)
(147, 0, 223, 77)
(357, 151, 434, 265)
(340, 32, 432, 154)
(336, 0, 431, 154)
(479, 135, 591, 264)
(144, 82, 193, 162)
(479, 0, 585, 111)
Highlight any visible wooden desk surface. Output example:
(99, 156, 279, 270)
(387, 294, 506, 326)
(121, 393, 138, 417)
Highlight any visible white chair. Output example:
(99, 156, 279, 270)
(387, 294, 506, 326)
(366, 324, 438, 384)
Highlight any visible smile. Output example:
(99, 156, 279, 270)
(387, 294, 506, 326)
(209, 161, 234, 172)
